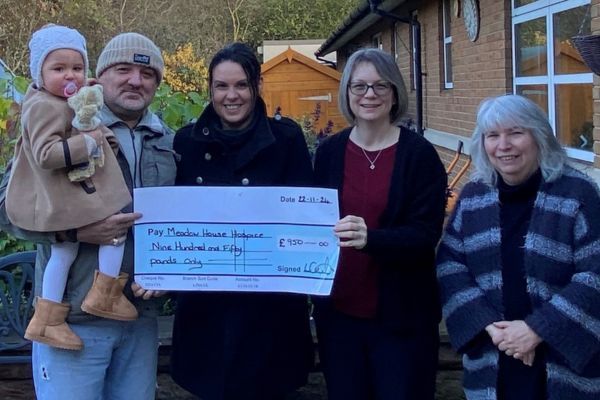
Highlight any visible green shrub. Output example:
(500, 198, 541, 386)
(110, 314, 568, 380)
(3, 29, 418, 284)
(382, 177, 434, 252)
(0, 76, 33, 256)
(150, 83, 208, 131)
(281, 103, 332, 162)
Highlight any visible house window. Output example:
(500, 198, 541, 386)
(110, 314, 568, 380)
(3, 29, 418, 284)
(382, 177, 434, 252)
(410, 10, 419, 91)
(442, 0, 453, 89)
(515, 0, 538, 8)
(513, 0, 593, 161)
(372, 33, 383, 50)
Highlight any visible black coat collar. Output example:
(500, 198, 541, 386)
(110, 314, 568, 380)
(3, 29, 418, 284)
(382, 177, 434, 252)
(190, 98, 275, 170)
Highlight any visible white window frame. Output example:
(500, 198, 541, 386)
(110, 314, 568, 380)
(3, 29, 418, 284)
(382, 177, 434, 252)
(443, 0, 453, 89)
(392, 22, 399, 61)
(512, 0, 593, 161)
(372, 33, 383, 50)
(410, 10, 419, 91)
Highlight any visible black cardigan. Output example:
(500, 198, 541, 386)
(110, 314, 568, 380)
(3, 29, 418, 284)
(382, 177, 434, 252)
(314, 127, 447, 332)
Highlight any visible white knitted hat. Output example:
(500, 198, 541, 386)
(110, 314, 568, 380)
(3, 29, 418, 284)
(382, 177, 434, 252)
(96, 32, 164, 83)
(28, 24, 88, 88)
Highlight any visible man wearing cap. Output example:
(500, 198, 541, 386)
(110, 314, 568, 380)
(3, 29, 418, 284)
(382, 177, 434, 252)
(0, 32, 176, 399)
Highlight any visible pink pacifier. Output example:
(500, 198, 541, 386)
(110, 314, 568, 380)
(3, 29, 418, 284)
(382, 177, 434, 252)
(63, 82, 78, 97)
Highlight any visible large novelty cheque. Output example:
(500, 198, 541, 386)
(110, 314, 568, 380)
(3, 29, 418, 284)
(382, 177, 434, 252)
(134, 186, 340, 295)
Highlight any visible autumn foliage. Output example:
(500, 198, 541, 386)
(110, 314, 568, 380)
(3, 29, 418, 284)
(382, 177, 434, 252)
(162, 43, 208, 93)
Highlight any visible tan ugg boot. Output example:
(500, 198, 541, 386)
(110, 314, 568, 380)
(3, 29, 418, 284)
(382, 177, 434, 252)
(81, 270, 138, 321)
(24, 297, 83, 351)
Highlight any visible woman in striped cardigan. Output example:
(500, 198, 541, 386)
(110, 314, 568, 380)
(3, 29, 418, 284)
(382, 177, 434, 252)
(437, 94, 600, 400)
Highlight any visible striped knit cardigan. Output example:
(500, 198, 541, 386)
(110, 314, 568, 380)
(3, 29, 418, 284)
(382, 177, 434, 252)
(437, 166, 600, 400)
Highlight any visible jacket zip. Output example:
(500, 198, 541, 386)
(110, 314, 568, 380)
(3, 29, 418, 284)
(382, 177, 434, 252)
(129, 129, 139, 187)
(139, 132, 146, 187)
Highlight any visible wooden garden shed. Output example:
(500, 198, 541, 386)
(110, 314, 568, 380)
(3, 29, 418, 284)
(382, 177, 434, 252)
(261, 48, 346, 133)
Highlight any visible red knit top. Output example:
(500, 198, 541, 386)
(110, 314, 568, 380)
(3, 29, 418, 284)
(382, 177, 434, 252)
(332, 139, 396, 318)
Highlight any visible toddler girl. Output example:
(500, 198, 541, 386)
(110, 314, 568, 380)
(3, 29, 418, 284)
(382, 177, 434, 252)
(6, 25, 135, 350)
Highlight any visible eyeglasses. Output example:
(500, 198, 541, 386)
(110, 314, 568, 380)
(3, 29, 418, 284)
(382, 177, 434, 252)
(349, 81, 392, 96)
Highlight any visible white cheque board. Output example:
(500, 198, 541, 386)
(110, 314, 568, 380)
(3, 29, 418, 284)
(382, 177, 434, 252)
(134, 186, 339, 295)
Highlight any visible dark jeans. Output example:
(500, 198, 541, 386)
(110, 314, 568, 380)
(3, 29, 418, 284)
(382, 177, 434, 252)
(314, 303, 439, 400)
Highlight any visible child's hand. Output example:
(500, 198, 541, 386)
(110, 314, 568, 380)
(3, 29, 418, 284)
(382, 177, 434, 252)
(83, 129, 103, 156)
(87, 128, 103, 145)
(83, 134, 98, 156)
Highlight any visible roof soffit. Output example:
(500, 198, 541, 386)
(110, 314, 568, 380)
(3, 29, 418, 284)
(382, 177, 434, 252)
(316, 0, 408, 56)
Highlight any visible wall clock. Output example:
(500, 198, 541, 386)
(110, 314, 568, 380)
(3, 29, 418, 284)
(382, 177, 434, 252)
(463, 0, 480, 42)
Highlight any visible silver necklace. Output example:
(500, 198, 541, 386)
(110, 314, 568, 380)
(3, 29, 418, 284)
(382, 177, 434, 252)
(361, 147, 383, 170)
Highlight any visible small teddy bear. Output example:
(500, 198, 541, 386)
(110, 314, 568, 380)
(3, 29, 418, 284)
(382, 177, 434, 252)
(67, 85, 105, 182)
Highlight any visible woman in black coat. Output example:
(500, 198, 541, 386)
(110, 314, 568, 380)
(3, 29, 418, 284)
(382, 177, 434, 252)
(170, 42, 314, 400)
(313, 48, 447, 400)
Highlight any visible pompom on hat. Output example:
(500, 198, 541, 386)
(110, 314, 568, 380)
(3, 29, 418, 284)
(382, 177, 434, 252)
(96, 32, 164, 83)
(28, 24, 89, 88)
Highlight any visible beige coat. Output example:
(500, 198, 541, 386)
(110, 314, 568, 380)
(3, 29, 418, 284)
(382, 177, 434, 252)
(6, 86, 131, 232)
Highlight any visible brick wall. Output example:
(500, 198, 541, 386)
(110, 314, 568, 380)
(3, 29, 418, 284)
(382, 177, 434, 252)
(419, 0, 512, 138)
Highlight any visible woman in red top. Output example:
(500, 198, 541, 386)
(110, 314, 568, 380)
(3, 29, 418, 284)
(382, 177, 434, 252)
(313, 48, 447, 400)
